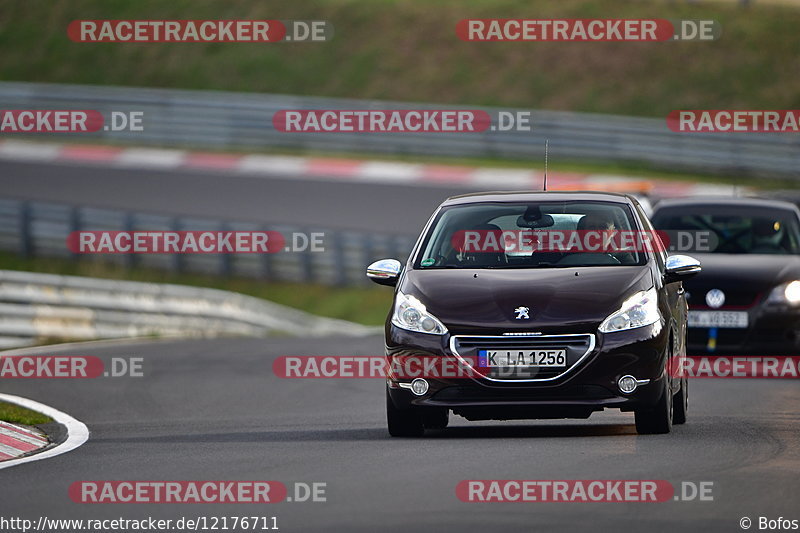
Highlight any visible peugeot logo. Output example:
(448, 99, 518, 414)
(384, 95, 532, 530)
(705, 289, 725, 309)
(514, 306, 530, 320)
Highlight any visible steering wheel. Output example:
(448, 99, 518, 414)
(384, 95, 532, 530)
(714, 227, 750, 254)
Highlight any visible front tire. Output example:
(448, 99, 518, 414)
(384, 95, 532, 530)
(386, 389, 424, 437)
(672, 376, 688, 425)
(634, 378, 673, 435)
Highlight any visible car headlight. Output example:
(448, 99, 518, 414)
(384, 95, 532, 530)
(767, 280, 800, 305)
(391, 291, 448, 335)
(599, 287, 661, 333)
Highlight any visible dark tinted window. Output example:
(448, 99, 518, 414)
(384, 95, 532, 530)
(651, 205, 800, 255)
(416, 201, 646, 269)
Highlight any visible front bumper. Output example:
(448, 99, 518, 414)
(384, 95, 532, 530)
(687, 305, 800, 355)
(386, 321, 670, 420)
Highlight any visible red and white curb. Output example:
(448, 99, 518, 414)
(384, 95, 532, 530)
(0, 420, 48, 460)
(0, 393, 89, 470)
(0, 139, 742, 197)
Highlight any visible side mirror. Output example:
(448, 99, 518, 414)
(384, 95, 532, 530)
(366, 259, 402, 286)
(665, 254, 701, 284)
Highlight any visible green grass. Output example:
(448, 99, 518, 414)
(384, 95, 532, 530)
(1, 0, 799, 116)
(0, 252, 393, 326)
(0, 401, 53, 426)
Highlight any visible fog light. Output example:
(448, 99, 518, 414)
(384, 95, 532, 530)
(618, 375, 638, 394)
(410, 378, 429, 396)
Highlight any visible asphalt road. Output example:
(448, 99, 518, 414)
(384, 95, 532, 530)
(0, 160, 463, 235)
(1, 336, 798, 532)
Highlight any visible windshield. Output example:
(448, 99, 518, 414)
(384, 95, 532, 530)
(651, 205, 800, 255)
(415, 200, 647, 269)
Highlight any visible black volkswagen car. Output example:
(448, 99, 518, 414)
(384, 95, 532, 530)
(367, 191, 700, 436)
(651, 197, 800, 355)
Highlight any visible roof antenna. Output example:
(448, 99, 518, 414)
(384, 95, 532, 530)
(543, 139, 549, 191)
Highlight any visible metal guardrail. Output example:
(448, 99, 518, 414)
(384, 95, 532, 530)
(0, 269, 378, 349)
(1, 82, 798, 178)
(0, 198, 416, 287)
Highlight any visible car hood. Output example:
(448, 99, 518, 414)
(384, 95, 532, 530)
(688, 253, 800, 283)
(400, 266, 653, 334)
(683, 253, 800, 307)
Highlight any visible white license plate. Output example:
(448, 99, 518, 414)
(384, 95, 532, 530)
(688, 311, 748, 329)
(478, 349, 567, 367)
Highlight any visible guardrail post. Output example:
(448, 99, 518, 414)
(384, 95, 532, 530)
(390, 235, 403, 266)
(68, 205, 81, 261)
(300, 228, 313, 283)
(331, 231, 347, 286)
(124, 212, 136, 271)
(395, 236, 412, 266)
(18, 201, 31, 257)
(261, 225, 273, 280)
(171, 218, 184, 273)
(220, 221, 232, 277)
(362, 233, 375, 286)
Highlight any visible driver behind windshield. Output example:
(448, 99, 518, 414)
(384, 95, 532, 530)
(577, 212, 636, 264)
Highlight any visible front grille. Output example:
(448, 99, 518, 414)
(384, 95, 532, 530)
(450, 334, 595, 382)
(686, 287, 761, 309)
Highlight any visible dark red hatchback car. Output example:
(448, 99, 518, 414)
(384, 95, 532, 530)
(367, 191, 700, 436)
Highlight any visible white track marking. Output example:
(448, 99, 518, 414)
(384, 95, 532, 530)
(0, 393, 89, 471)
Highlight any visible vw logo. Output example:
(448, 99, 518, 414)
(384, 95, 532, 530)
(514, 306, 530, 320)
(705, 289, 725, 309)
